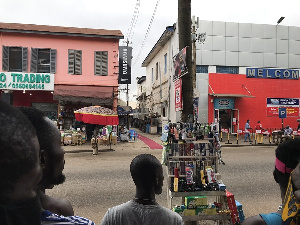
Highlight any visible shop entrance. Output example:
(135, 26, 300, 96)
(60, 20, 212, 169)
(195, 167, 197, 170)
(214, 109, 239, 134)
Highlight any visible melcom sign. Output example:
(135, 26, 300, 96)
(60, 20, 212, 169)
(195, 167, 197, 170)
(246, 68, 299, 80)
(0, 72, 54, 91)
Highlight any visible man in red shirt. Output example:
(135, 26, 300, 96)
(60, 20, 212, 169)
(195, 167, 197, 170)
(256, 121, 263, 144)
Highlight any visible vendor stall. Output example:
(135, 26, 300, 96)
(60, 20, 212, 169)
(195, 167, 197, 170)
(74, 106, 119, 154)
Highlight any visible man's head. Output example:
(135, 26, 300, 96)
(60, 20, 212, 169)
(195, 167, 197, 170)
(0, 101, 42, 204)
(20, 107, 65, 189)
(130, 154, 164, 194)
(247, 120, 250, 123)
(257, 121, 260, 123)
(273, 138, 300, 198)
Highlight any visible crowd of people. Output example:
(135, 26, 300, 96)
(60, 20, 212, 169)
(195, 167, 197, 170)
(0, 100, 182, 225)
(1, 99, 300, 225)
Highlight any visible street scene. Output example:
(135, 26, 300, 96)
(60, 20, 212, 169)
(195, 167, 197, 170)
(1, 0, 300, 225)
(46, 132, 281, 225)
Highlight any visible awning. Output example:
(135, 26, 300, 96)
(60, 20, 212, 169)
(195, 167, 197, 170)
(208, 93, 255, 98)
(117, 106, 133, 115)
(53, 85, 114, 105)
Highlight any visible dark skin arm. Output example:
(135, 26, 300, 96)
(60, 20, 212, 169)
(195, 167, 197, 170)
(241, 215, 267, 225)
(291, 163, 300, 202)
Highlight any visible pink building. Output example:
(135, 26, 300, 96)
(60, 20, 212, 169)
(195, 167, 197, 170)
(0, 22, 123, 129)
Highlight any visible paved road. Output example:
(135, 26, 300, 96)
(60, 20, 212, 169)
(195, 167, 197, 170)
(47, 138, 280, 225)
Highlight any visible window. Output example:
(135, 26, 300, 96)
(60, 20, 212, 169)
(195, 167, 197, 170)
(2, 46, 28, 72)
(216, 66, 239, 74)
(156, 62, 159, 80)
(31, 48, 56, 73)
(152, 68, 154, 83)
(164, 53, 167, 74)
(196, 65, 208, 73)
(95, 51, 108, 76)
(68, 49, 82, 75)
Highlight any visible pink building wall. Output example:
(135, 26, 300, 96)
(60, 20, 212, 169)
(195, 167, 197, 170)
(0, 32, 119, 86)
(0, 32, 120, 109)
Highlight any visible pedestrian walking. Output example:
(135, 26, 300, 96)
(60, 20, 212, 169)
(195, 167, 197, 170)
(244, 119, 252, 142)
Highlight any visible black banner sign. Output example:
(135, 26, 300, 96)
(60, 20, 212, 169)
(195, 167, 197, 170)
(118, 46, 132, 84)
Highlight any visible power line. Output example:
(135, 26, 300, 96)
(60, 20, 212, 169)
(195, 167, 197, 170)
(133, 0, 161, 67)
(125, 0, 141, 43)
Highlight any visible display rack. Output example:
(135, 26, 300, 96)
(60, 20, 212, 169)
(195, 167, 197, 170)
(166, 141, 232, 225)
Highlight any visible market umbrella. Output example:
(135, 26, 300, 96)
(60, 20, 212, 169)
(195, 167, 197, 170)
(74, 106, 119, 125)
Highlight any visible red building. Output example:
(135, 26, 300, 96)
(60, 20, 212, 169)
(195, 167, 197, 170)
(208, 71, 300, 132)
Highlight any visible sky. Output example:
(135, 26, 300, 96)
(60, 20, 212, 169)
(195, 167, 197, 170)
(1, 0, 300, 102)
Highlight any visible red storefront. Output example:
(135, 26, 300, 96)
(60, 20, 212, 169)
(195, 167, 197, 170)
(208, 71, 300, 132)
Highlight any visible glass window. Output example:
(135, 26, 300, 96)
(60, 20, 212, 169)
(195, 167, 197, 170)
(216, 66, 239, 74)
(164, 53, 167, 74)
(2, 46, 28, 72)
(31, 48, 56, 73)
(196, 65, 208, 73)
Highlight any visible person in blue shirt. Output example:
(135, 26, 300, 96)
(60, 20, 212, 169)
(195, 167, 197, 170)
(242, 138, 300, 225)
(244, 119, 252, 142)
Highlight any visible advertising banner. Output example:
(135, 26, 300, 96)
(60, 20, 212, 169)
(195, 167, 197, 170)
(266, 98, 300, 117)
(193, 97, 199, 122)
(173, 47, 188, 81)
(118, 46, 132, 84)
(0, 72, 54, 91)
(175, 79, 182, 111)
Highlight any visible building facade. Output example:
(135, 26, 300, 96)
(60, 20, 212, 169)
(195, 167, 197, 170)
(0, 22, 123, 129)
(139, 20, 300, 133)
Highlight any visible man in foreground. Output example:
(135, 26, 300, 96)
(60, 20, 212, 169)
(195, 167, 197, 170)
(101, 154, 183, 225)
(20, 107, 74, 216)
(0, 100, 42, 225)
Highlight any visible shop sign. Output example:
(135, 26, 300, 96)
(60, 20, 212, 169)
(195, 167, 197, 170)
(266, 98, 300, 117)
(214, 98, 235, 109)
(246, 68, 299, 80)
(0, 72, 54, 91)
(118, 46, 132, 84)
(175, 79, 182, 111)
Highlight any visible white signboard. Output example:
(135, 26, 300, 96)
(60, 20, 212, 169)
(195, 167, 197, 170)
(0, 72, 54, 91)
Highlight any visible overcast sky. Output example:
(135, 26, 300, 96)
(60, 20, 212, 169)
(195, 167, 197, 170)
(1, 0, 300, 102)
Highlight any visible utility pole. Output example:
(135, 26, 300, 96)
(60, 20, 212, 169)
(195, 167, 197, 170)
(178, 0, 193, 123)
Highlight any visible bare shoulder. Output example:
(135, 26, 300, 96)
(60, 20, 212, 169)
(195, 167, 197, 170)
(242, 215, 267, 225)
(41, 195, 74, 216)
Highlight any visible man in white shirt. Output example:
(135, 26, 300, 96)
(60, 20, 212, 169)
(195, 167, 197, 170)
(101, 154, 183, 225)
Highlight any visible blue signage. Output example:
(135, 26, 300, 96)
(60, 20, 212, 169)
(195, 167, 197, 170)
(246, 68, 299, 80)
(214, 98, 235, 109)
(267, 98, 299, 106)
(279, 108, 287, 118)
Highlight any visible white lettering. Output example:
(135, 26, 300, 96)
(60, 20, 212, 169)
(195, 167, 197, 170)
(247, 69, 255, 77)
(275, 70, 281, 78)
(292, 70, 299, 79)
(283, 70, 290, 78)
(257, 69, 263, 77)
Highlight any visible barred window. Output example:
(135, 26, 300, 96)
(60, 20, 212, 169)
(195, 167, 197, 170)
(95, 51, 108, 76)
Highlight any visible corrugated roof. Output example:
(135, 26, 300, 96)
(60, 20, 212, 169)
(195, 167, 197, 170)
(0, 22, 124, 39)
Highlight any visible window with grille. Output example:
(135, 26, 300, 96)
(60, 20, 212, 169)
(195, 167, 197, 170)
(152, 68, 154, 83)
(2, 46, 28, 72)
(68, 49, 82, 75)
(31, 48, 56, 73)
(216, 66, 239, 74)
(95, 51, 108, 76)
(196, 65, 208, 73)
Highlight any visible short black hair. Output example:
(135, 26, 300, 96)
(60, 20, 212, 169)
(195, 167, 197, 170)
(19, 107, 54, 151)
(130, 154, 162, 190)
(273, 138, 300, 189)
(0, 101, 38, 200)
